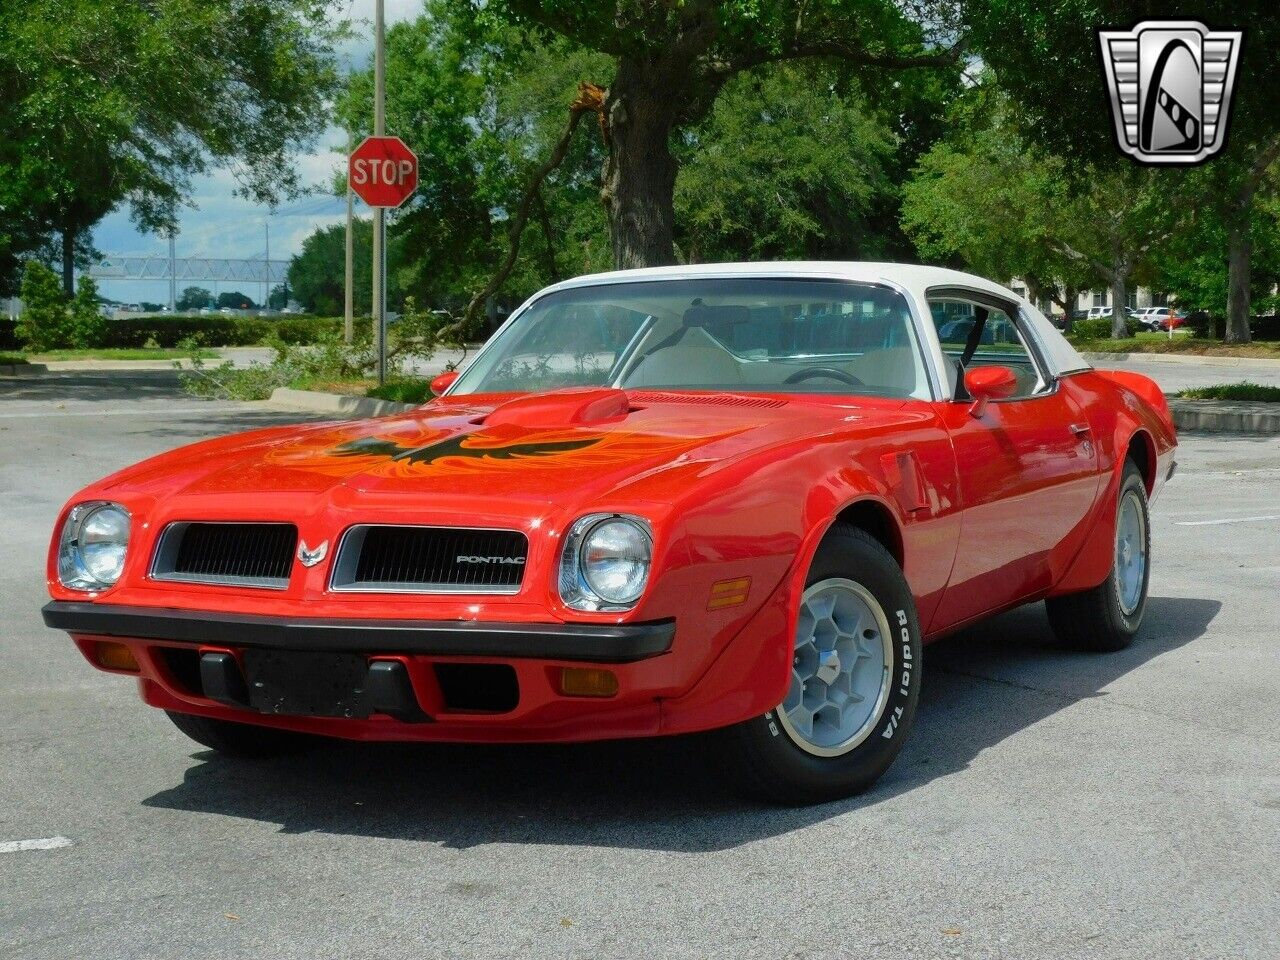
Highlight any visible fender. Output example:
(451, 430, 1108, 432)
(660, 487, 913, 734)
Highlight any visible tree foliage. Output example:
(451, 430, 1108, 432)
(964, 0, 1280, 341)
(0, 0, 346, 294)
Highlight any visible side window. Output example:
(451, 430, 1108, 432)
(927, 297, 1045, 399)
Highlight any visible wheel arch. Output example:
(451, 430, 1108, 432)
(1124, 428, 1156, 494)
(834, 497, 905, 567)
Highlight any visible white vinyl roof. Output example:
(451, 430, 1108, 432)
(542, 261, 1091, 383)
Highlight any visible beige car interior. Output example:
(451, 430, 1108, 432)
(618, 307, 928, 398)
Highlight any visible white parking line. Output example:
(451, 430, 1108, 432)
(1176, 514, 1280, 526)
(0, 836, 73, 854)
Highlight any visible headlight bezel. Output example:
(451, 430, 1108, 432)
(558, 513, 653, 612)
(57, 501, 131, 592)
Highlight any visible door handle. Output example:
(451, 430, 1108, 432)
(1069, 422, 1092, 436)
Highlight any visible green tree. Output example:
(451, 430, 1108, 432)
(0, 0, 346, 294)
(216, 291, 255, 310)
(461, 0, 963, 268)
(676, 63, 898, 262)
(965, 0, 1280, 342)
(288, 220, 373, 316)
(177, 287, 214, 311)
(903, 83, 1173, 337)
(267, 285, 290, 310)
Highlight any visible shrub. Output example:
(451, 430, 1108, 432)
(0, 317, 19, 350)
(1070, 316, 1140, 339)
(367, 379, 432, 404)
(16, 261, 74, 350)
(69, 276, 108, 347)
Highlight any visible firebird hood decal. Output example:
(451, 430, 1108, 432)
(331, 432, 601, 465)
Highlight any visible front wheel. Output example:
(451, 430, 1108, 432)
(1046, 459, 1150, 652)
(722, 525, 922, 804)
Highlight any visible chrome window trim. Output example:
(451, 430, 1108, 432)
(922, 284, 1057, 403)
(328, 523, 529, 595)
(149, 520, 296, 591)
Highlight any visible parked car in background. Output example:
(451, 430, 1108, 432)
(42, 263, 1177, 804)
(1157, 312, 1187, 332)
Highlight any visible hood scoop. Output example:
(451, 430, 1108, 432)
(628, 391, 788, 409)
(479, 387, 632, 429)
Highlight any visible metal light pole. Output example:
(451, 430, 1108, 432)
(263, 218, 270, 312)
(343, 130, 355, 344)
(372, 0, 387, 384)
(167, 229, 177, 312)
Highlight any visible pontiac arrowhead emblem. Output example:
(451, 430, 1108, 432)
(1099, 20, 1242, 166)
(297, 540, 328, 567)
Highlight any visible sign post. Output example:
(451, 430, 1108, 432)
(346, 0, 421, 384)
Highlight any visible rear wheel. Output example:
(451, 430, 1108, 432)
(722, 525, 921, 804)
(166, 710, 313, 757)
(1046, 459, 1150, 652)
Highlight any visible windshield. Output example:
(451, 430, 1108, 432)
(449, 278, 929, 399)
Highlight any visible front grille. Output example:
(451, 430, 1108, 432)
(151, 522, 297, 589)
(330, 525, 527, 593)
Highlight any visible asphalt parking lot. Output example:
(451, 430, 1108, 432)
(2, 371, 1277, 960)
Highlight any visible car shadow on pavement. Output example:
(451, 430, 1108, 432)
(142, 595, 1220, 852)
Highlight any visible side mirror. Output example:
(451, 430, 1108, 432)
(430, 370, 459, 397)
(964, 365, 1018, 418)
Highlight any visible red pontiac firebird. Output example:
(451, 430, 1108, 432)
(44, 264, 1176, 803)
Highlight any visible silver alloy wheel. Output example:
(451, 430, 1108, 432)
(777, 577, 894, 757)
(1114, 488, 1148, 616)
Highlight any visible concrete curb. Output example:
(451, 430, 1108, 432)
(266, 387, 416, 419)
(39, 359, 196, 371)
(1168, 398, 1280, 435)
(1084, 351, 1280, 368)
(0, 363, 48, 376)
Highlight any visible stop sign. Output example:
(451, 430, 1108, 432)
(348, 136, 418, 208)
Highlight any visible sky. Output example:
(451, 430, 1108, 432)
(90, 0, 421, 305)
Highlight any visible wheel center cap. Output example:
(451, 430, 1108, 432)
(816, 649, 841, 685)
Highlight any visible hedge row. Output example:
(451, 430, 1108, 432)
(1070, 316, 1143, 339)
(94, 314, 345, 348)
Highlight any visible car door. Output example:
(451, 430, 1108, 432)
(926, 292, 1100, 633)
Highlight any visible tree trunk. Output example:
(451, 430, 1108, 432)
(1110, 273, 1128, 338)
(1225, 220, 1253, 344)
(1062, 284, 1077, 334)
(61, 225, 76, 297)
(602, 60, 680, 269)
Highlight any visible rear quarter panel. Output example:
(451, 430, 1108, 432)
(1049, 369, 1177, 596)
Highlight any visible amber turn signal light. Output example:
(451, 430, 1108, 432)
(93, 640, 140, 673)
(558, 667, 618, 698)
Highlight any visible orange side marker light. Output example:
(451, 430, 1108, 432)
(708, 577, 751, 610)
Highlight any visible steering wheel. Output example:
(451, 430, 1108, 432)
(784, 366, 865, 387)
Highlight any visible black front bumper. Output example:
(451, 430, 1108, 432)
(42, 601, 675, 663)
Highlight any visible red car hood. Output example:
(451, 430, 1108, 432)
(102, 388, 914, 517)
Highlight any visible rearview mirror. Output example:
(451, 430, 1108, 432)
(430, 370, 459, 396)
(964, 365, 1018, 417)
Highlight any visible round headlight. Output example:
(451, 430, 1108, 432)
(580, 518, 651, 605)
(58, 502, 130, 590)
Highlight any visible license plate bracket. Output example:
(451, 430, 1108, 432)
(243, 649, 371, 718)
